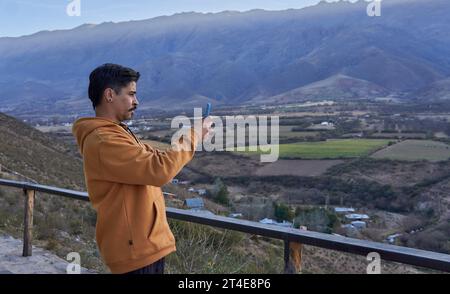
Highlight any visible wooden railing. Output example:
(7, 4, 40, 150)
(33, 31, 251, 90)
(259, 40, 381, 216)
(1, 178, 449, 273)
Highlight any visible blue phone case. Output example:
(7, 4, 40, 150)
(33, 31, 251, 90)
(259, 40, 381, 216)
(203, 103, 212, 118)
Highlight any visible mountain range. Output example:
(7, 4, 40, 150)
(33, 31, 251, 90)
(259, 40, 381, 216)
(0, 0, 449, 116)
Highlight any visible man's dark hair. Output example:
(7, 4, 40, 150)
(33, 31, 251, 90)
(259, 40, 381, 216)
(88, 63, 140, 109)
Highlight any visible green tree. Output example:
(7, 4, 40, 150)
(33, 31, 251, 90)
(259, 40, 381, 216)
(213, 178, 229, 206)
(273, 202, 294, 222)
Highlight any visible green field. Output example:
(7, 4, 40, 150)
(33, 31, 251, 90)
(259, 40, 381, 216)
(371, 139, 450, 162)
(235, 139, 393, 159)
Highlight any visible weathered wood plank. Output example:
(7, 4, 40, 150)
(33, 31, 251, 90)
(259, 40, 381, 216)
(22, 188, 35, 257)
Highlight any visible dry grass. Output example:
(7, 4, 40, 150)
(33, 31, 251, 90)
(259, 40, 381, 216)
(372, 140, 450, 162)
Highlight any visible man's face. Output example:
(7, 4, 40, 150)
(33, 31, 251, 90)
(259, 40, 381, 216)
(111, 81, 139, 122)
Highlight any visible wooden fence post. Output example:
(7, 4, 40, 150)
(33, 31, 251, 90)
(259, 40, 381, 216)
(23, 188, 35, 257)
(284, 241, 303, 274)
(284, 226, 307, 274)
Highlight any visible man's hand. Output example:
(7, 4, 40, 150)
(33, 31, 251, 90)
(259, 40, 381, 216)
(202, 116, 213, 140)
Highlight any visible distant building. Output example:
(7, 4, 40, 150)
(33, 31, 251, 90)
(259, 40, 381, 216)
(197, 189, 207, 196)
(259, 218, 293, 228)
(345, 214, 370, 220)
(307, 121, 336, 130)
(259, 218, 277, 225)
(188, 187, 195, 192)
(334, 207, 355, 213)
(386, 233, 402, 244)
(351, 221, 367, 229)
(341, 224, 356, 230)
(321, 121, 334, 126)
(184, 198, 204, 209)
(183, 198, 214, 216)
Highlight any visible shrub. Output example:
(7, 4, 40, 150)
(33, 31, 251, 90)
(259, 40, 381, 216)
(212, 178, 230, 206)
(273, 202, 294, 222)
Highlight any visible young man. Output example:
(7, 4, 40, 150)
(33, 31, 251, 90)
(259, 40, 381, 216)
(72, 63, 211, 274)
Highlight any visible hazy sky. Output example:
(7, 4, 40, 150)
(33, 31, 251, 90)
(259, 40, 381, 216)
(0, 0, 357, 38)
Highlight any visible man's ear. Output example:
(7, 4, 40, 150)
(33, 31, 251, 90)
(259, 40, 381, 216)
(104, 88, 114, 103)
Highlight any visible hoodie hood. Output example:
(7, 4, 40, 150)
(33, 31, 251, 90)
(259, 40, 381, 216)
(72, 117, 124, 154)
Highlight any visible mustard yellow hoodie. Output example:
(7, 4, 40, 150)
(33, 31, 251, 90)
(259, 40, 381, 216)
(72, 117, 199, 274)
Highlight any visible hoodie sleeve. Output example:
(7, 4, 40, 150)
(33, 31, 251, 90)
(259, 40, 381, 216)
(96, 127, 200, 187)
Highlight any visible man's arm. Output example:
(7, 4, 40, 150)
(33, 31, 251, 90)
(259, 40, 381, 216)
(97, 128, 200, 187)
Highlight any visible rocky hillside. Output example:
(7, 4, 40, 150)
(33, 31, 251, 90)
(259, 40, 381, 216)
(0, 112, 84, 189)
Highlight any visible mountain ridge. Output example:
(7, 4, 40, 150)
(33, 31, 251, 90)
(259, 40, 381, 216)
(0, 0, 449, 115)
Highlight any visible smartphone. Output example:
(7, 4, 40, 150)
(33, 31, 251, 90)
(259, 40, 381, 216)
(202, 102, 212, 118)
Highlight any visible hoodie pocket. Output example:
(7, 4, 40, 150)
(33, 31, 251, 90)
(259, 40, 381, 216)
(96, 200, 134, 265)
(146, 201, 174, 250)
(146, 202, 159, 240)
